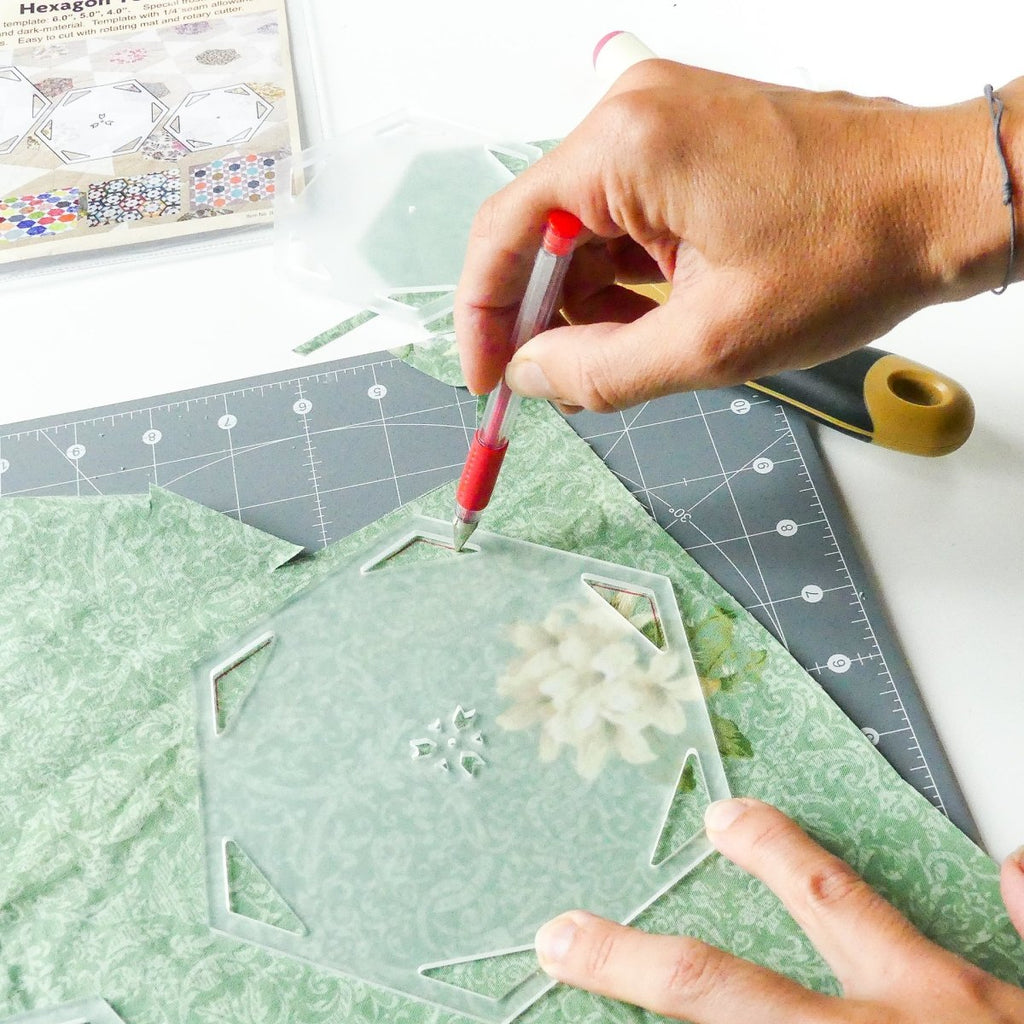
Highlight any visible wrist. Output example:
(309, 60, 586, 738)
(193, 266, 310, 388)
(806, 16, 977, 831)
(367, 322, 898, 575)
(910, 79, 1024, 301)
(991, 77, 1024, 291)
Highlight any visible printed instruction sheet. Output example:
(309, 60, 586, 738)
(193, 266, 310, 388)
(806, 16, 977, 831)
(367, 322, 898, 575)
(0, 0, 305, 264)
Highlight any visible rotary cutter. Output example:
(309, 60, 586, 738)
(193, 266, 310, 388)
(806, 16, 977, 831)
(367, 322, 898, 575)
(749, 349, 974, 457)
(626, 281, 974, 457)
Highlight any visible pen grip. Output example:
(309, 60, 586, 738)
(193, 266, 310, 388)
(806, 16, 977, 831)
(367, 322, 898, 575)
(456, 431, 509, 512)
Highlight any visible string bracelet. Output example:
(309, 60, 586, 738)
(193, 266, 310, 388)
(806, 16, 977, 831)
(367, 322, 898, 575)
(984, 84, 1017, 294)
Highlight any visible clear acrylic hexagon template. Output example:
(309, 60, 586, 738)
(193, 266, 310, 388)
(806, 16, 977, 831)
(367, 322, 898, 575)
(1, 999, 126, 1024)
(0, 67, 50, 156)
(165, 84, 272, 152)
(192, 516, 730, 1024)
(273, 113, 541, 327)
(33, 80, 167, 164)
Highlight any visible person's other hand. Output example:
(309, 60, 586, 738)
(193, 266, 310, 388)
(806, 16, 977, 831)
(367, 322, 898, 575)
(533, 799, 1024, 1022)
(456, 62, 1022, 411)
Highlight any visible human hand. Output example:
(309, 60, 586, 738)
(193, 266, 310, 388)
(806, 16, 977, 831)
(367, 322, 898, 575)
(455, 62, 1022, 411)
(534, 798, 1024, 1023)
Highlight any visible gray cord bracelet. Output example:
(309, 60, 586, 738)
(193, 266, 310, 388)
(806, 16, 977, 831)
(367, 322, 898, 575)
(984, 84, 1017, 294)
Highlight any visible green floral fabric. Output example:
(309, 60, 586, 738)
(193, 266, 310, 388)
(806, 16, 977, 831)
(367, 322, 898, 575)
(1, 382, 1021, 1024)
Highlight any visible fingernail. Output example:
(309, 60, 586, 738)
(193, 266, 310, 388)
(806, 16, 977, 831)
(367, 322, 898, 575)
(535, 914, 578, 966)
(506, 359, 554, 400)
(704, 798, 748, 833)
(1010, 845, 1024, 872)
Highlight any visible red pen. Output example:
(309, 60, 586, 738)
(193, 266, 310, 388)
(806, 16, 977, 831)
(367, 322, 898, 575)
(452, 210, 582, 550)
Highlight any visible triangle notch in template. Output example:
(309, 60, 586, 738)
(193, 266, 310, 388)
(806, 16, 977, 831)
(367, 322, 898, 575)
(363, 536, 472, 574)
(421, 948, 541, 1003)
(584, 576, 667, 650)
(651, 751, 711, 867)
(224, 838, 306, 936)
(212, 634, 275, 734)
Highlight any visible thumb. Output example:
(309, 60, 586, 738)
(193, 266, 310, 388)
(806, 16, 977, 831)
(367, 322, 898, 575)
(505, 300, 729, 412)
(1000, 846, 1024, 940)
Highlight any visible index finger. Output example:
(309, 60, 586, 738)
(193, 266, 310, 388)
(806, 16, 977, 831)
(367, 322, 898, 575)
(534, 910, 837, 1024)
(705, 799, 937, 995)
(454, 157, 585, 394)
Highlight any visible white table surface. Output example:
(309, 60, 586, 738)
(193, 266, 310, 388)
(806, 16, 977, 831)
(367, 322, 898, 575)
(2, 0, 1021, 861)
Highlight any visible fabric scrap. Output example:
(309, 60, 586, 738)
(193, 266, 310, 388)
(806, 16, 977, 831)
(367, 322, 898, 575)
(293, 310, 378, 355)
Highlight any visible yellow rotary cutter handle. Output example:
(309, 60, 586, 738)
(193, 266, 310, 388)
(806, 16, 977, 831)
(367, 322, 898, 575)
(626, 283, 974, 457)
(751, 350, 975, 457)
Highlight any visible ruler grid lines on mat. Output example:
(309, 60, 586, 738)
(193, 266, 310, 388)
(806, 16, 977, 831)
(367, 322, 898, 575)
(0, 351, 973, 839)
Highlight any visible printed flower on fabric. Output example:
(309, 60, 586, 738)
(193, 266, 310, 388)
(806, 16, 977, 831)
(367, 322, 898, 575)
(86, 170, 180, 226)
(140, 128, 189, 162)
(246, 81, 285, 103)
(140, 81, 171, 100)
(31, 43, 69, 62)
(35, 77, 73, 100)
(495, 601, 690, 778)
(174, 19, 210, 34)
(0, 189, 80, 243)
(196, 48, 240, 66)
(189, 151, 282, 211)
(110, 46, 147, 65)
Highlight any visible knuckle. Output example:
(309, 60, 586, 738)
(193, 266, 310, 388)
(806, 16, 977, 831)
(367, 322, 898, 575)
(595, 90, 673, 163)
(610, 58, 679, 93)
(573, 347, 627, 413)
(742, 813, 794, 858)
(695, 329, 752, 388)
(800, 859, 869, 916)
(817, 88, 861, 105)
(844, 1007, 906, 1024)
(468, 192, 504, 245)
(661, 937, 722, 1004)
(941, 960, 1011, 1011)
(584, 927, 619, 981)
(692, 307, 774, 388)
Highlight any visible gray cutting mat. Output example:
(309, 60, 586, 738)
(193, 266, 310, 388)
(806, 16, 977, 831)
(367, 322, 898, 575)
(0, 350, 976, 840)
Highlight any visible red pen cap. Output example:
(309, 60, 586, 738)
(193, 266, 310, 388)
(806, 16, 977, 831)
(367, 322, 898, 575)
(542, 210, 582, 257)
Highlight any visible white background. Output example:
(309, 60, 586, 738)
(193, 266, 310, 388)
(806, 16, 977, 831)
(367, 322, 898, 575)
(1, 0, 1022, 860)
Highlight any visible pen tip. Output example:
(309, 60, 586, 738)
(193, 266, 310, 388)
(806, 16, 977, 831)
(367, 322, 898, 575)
(452, 517, 477, 552)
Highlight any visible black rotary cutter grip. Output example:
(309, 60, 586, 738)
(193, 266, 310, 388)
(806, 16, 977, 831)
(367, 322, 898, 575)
(748, 348, 975, 457)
